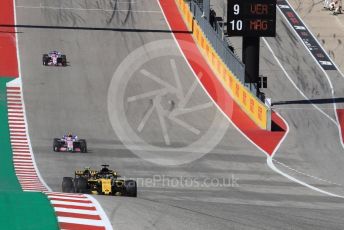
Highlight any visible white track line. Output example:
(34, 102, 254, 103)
(262, 39, 337, 124)
(275, 2, 344, 147)
(50, 200, 95, 207)
(48, 195, 90, 201)
(272, 159, 342, 186)
(11, 0, 114, 228)
(264, 1, 344, 198)
(276, 1, 344, 150)
(159, 0, 344, 199)
(6, 84, 114, 230)
(54, 207, 99, 215)
(267, 157, 344, 198)
(57, 217, 105, 226)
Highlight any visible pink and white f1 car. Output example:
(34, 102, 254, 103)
(43, 51, 67, 66)
(53, 134, 87, 153)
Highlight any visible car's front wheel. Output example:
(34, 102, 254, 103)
(62, 177, 75, 193)
(79, 139, 87, 153)
(124, 180, 137, 197)
(75, 177, 88, 193)
(53, 138, 60, 152)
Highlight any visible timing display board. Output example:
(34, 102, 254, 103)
(227, 0, 277, 37)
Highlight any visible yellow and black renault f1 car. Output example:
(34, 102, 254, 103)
(62, 165, 137, 197)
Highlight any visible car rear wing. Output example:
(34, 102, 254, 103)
(75, 170, 98, 176)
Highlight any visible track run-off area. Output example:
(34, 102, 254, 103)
(1, 0, 344, 229)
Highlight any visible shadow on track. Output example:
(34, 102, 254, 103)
(0, 30, 22, 33)
(0, 24, 191, 34)
(272, 98, 344, 106)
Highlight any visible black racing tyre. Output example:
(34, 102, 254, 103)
(43, 54, 48, 66)
(61, 55, 67, 66)
(79, 139, 87, 153)
(53, 138, 60, 152)
(75, 177, 88, 193)
(62, 177, 74, 193)
(124, 180, 137, 197)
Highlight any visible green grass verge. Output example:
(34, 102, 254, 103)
(0, 78, 59, 230)
(0, 78, 21, 191)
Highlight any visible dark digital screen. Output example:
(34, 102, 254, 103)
(227, 0, 276, 37)
(228, 19, 276, 36)
(228, 0, 276, 18)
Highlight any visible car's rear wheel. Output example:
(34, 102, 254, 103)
(62, 177, 74, 193)
(75, 177, 88, 193)
(61, 55, 67, 66)
(124, 180, 137, 197)
(43, 54, 48, 66)
(79, 139, 87, 153)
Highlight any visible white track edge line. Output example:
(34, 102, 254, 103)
(264, 1, 344, 198)
(11, 0, 114, 229)
(85, 195, 113, 230)
(11, 0, 52, 192)
(158, 0, 344, 199)
(276, 0, 344, 166)
(277, 1, 344, 151)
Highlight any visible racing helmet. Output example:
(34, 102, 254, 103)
(83, 168, 91, 177)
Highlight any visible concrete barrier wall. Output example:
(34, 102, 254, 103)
(176, 0, 271, 130)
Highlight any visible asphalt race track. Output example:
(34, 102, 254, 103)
(211, 0, 344, 195)
(15, 0, 344, 229)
